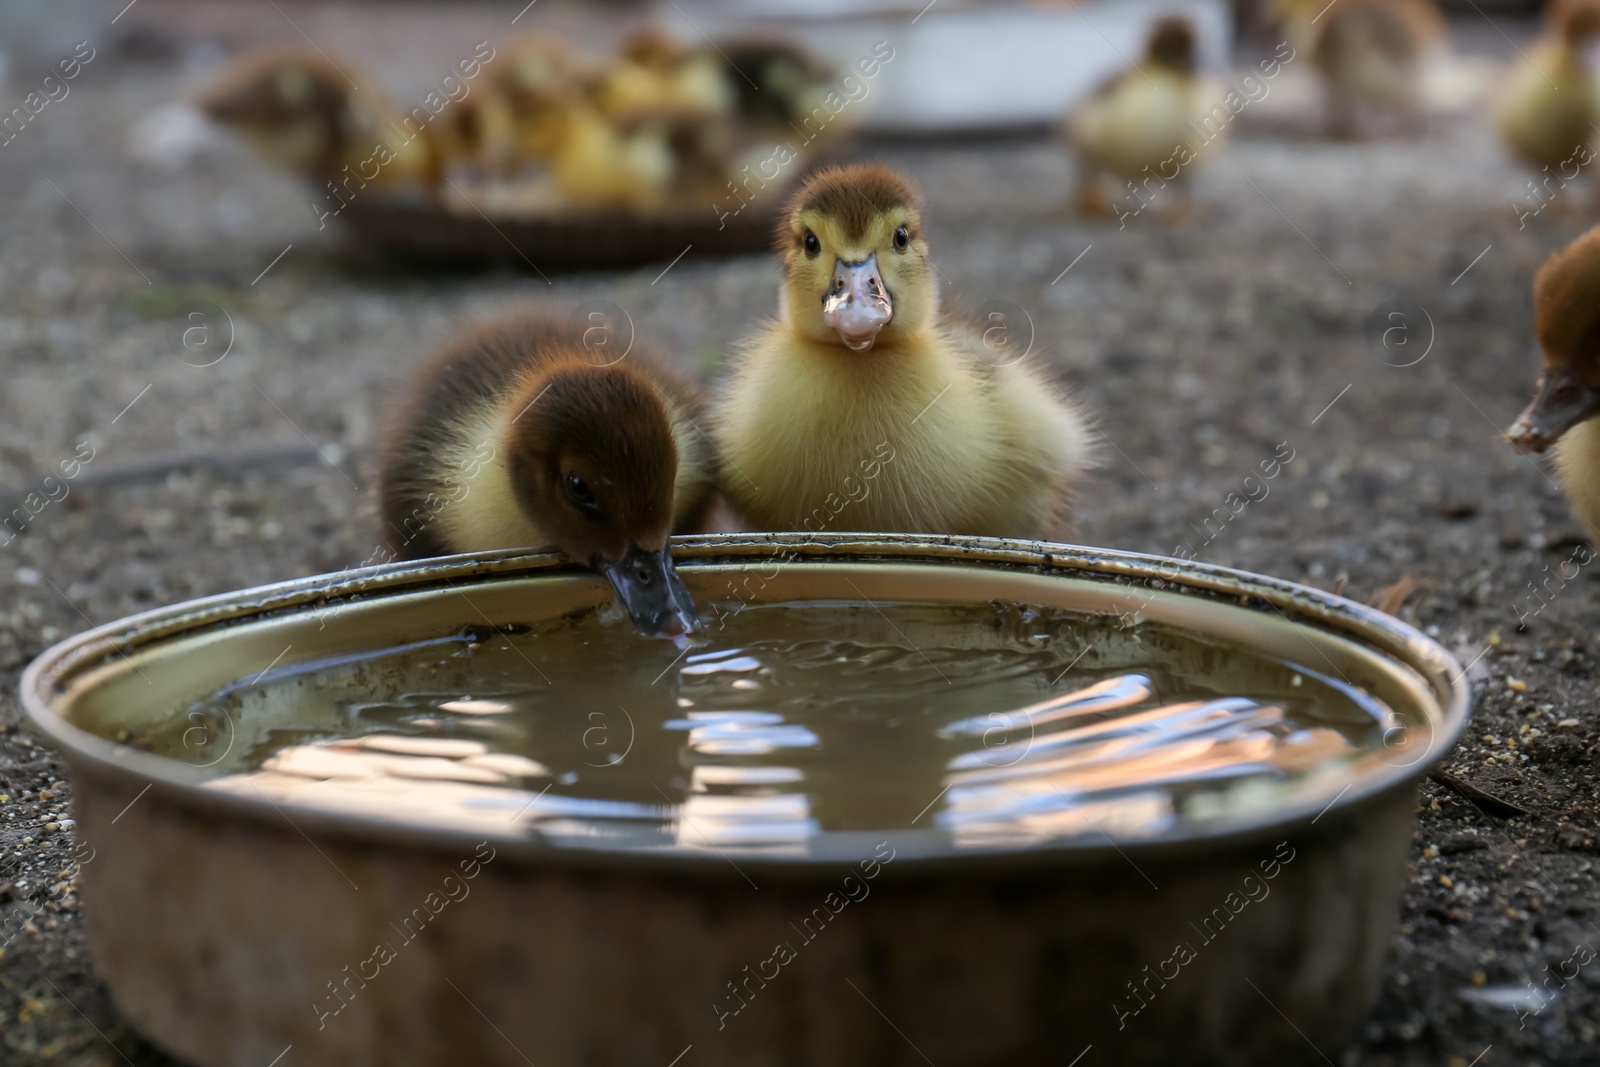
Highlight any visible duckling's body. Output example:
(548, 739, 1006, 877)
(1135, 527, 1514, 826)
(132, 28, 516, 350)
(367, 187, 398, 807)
(198, 46, 439, 190)
(381, 315, 714, 634)
(1553, 417, 1600, 540)
(715, 165, 1094, 538)
(1278, 0, 1446, 136)
(596, 30, 736, 122)
(1496, 3, 1600, 184)
(1068, 19, 1218, 218)
(1507, 225, 1600, 542)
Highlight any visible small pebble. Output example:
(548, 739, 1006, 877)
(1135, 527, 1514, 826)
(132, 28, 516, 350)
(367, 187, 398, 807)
(1506, 677, 1527, 692)
(1557, 719, 1580, 728)
(1439, 874, 1454, 888)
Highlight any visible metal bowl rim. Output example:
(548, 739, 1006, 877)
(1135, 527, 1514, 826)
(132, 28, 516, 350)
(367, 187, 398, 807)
(19, 532, 1472, 873)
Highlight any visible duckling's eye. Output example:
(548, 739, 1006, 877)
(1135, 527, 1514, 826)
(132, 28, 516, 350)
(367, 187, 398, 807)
(893, 225, 909, 252)
(563, 473, 599, 513)
(802, 230, 821, 258)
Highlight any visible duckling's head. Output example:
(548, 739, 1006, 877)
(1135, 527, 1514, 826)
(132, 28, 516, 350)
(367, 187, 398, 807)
(197, 47, 354, 174)
(505, 358, 698, 637)
(1147, 17, 1198, 73)
(778, 164, 935, 353)
(1508, 225, 1600, 453)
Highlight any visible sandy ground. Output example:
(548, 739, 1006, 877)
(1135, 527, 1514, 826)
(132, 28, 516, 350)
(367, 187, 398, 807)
(0, 5, 1597, 1065)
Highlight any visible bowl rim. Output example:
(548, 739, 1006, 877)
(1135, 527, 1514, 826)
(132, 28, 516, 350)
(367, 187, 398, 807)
(19, 532, 1472, 874)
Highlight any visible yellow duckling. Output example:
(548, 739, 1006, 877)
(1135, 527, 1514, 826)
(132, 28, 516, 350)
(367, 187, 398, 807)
(1506, 225, 1600, 542)
(594, 28, 736, 122)
(380, 314, 717, 636)
(1496, 0, 1600, 203)
(713, 165, 1095, 538)
(1275, 0, 1448, 137)
(1067, 18, 1220, 220)
(197, 45, 439, 191)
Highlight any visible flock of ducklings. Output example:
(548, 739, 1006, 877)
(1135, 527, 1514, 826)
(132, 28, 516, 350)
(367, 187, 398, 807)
(209, 2, 1600, 638)
(198, 29, 837, 214)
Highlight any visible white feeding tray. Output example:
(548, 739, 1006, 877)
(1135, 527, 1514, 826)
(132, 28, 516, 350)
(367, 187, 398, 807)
(661, 0, 1232, 134)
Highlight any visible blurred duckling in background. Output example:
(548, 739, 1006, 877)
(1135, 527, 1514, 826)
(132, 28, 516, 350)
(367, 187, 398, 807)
(717, 39, 839, 134)
(595, 28, 736, 121)
(1274, 0, 1448, 137)
(714, 165, 1095, 538)
(1067, 18, 1218, 220)
(380, 315, 716, 637)
(1507, 225, 1600, 542)
(435, 31, 593, 180)
(1496, 0, 1600, 204)
(197, 46, 440, 191)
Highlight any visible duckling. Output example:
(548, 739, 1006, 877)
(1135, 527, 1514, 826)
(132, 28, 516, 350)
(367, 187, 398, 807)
(717, 39, 839, 135)
(436, 31, 591, 180)
(1067, 18, 1219, 220)
(713, 165, 1095, 539)
(197, 45, 439, 191)
(1274, 0, 1447, 137)
(594, 28, 737, 122)
(380, 315, 716, 637)
(1495, 0, 1600, 203)
(1506, 225, 1600, 542)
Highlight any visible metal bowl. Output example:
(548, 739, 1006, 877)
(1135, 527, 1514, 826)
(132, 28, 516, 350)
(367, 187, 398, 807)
(21, 534, 1470, 1066)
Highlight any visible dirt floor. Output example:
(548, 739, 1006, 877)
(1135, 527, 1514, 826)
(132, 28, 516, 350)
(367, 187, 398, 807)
(0, 4, 1598, 1065)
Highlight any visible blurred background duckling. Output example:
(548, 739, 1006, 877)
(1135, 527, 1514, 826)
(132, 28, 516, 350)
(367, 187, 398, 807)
(1066, 17, 1219, 221)
(380, 315, 716, 638)
(1506, 225, 1600, 542)
(197, 45, 440, 193)
(713, 164, 1095, 539)
(594, 28, 737, 122)
(449, 32, 733, 213)
(1495, 0, 1600, 207)
(1274, 0, 1448, 137)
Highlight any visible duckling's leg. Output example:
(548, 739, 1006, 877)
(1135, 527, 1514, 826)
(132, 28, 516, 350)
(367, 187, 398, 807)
(1073, 155, 1113, 217)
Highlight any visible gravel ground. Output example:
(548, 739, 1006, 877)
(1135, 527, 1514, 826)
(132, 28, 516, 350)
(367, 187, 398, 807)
(0, 5, 1598, 1065)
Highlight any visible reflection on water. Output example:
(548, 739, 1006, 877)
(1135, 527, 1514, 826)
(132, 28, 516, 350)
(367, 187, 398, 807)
(121, 601, 1404, 855)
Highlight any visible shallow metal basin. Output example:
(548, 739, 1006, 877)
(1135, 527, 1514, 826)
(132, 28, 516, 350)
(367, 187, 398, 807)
(21, 534, 1471, 1066)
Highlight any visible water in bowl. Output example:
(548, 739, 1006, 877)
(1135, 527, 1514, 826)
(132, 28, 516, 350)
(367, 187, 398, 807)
(128, 600, 1400, 854)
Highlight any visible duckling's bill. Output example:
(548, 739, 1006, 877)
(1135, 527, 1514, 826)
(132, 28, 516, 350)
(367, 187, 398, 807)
(602, 541, 700, 639)
(1507, 370, 1600, 453)
(822, 253, 893, 351)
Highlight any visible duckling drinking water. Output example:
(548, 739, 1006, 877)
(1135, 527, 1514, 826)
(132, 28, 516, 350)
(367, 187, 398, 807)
(713, 164, 1095, 538)
(1507, 226, 1600, 542)
(380, 315, 716, 637)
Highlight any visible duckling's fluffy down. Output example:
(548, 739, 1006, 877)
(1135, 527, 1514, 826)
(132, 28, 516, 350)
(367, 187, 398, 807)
(1069, 69, 1221, 180)
(717, 320, 1095, 539)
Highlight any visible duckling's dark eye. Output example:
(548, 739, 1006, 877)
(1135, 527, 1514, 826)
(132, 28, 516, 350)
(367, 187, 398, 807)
(563, 473, 598, 513)
(893, 225, 909, 252)
(802, 230, 821, 258)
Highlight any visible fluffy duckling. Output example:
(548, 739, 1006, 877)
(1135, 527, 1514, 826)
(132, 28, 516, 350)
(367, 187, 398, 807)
(380, 315, 716, 637)
(1067, 18, 1219, 219)
(435, 32, 590, 180)
(713, 165, 1095, 538)
(1496, 0, 1600, 197)
(1275, 0, 1447, 137)
(197, 46, 439, 190)
(1507, 225, 1600, 542)
(594, 29, 737, 122)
